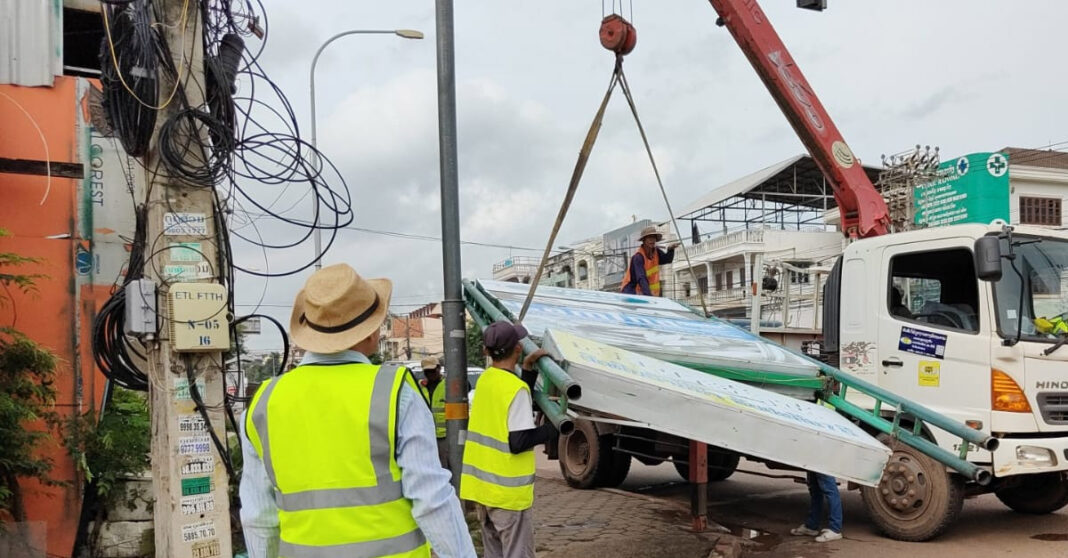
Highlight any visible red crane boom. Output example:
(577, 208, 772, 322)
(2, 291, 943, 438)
(707, 0, 890, 238)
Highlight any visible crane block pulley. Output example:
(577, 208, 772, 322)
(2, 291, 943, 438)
(599, 14, 636, 55)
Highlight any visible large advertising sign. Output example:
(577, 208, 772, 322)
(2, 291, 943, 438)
(913, 152, 1010, 227)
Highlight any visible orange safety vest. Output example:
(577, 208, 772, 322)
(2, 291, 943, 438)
(621, 248, 661, 296)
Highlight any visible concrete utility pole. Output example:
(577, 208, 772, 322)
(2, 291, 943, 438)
(144, 1, 232, 556)
(405, 314, 412, 359)
(435, 0, 469, 486)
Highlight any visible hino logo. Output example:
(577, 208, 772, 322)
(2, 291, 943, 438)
(1035, 381, 1068, 390)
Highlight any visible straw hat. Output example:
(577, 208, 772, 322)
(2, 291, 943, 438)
(290, 263, 392, 354)
(639, 225, 662, 241)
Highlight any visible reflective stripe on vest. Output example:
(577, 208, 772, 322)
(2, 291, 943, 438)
(620, 248, 661, 296)
(246, 362, 430, 557)
(459, 367, 535, 511)
(419, 380, 447, 438)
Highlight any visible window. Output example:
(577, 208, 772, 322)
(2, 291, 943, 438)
(714, 273, 723, 291)
(888, 248, 979, 333)
(698, 276, 709, 294)
(684, 283, 692, 298)
(578, 260, 589, 281)
(1020, 196, 1062, 226)
(740, 267, 746, 289)
(726, 271, 734, 289)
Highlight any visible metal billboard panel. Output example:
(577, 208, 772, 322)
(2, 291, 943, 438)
(479, 279, 820, 378)
(544, 329, 891, 485)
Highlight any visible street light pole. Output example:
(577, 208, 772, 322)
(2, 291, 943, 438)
(434, 0, 468, 487)
(309, 28, 424, 269)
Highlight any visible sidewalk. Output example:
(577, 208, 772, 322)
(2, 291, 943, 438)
(525, 473, 744, 558)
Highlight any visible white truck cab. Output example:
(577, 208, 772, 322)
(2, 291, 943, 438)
(832, 223, 1068, 501)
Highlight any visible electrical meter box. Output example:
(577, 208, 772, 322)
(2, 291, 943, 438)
(168, 283, 231, 352)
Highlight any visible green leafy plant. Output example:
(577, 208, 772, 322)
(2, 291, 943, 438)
(465, 317, 485, 368)
(0, 330, 59, 522)
(63, 387, 150, 499)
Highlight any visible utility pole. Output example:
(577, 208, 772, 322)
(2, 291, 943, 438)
(144, 1, 232, 556)
(435, 0, 469, 486)
(405, 314, 412, 359)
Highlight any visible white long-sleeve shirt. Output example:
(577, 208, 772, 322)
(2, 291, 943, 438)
(239, 350, 476, 558)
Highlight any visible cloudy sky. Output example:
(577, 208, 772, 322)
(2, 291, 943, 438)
(233, 0, 1068, 350)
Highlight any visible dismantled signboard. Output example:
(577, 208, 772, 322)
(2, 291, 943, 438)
(542, 329, 891, 485)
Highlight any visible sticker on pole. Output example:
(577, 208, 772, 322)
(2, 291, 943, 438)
(181, 493, 216, 515)
(191, 540, 221, 558)
(181, 520, 217, 543)
(164, 213, 208, 236)
(179, 414, 208, 433)
(178, 435, 212, 455)
(181, 456, 215, 476)
(174, 377, 206, 401)
(898, 326, 947, 359)
(181, 476, 212, 496)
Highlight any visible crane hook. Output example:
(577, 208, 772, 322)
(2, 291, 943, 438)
(600, 14, 637, 56)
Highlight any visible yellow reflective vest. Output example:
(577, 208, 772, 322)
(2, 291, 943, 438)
(459, 366, 535, 511)
(418, 379, 447, 438)
(246, 362, 430, 558)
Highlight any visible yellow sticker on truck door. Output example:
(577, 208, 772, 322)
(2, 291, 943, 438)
(918, 361, 940, 387)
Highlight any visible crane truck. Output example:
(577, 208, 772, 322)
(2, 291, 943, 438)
(470, 0, 1068, 543)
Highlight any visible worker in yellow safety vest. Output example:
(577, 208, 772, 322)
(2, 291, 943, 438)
(240, 263, 475, 558)
(460, 322, 558, 558)
(418, 356, 449, 468)
(621, 225, 678, 296)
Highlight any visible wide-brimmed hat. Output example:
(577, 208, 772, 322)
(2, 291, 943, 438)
(421, 356, 440, 369)
(639, 225, 663, 241)
(290, 263, 392, 354)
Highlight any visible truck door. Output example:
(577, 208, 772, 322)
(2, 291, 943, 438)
(877, 242, 992, 455)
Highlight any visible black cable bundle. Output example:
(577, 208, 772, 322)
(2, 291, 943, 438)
(92, 206, 150, 391)
(98, 0, 158, 157)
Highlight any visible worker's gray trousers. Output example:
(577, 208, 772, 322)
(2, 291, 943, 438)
(476, 504, 534, 558)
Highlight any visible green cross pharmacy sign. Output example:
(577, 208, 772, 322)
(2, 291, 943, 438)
(913, 152, 1010, 227)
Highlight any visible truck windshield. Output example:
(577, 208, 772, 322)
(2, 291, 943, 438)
(991, 235, 1068, 342)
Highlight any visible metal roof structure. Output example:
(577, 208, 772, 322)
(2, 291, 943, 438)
(677, 154, 881, 232)
(0, 0, 62, 86)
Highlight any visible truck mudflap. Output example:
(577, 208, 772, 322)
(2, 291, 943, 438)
(993, 436, 1068, 476)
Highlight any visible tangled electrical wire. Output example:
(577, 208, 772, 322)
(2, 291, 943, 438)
(99, 0, 158, 156)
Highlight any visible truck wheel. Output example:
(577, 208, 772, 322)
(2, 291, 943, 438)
(559, 419, 608, 489)
(995, 472, 1068, 514)
(672, 450, 740, 482)
(861, 435, 964, 542)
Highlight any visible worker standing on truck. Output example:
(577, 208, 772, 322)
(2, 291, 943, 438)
(621, 225, 678, 296)
(239, 264, 476, 558)
(461, 322, 558, 558)
(418, 356, 449, 468)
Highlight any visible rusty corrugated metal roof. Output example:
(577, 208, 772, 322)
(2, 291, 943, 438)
(0, 0, 62, 86)
(1002, 147, 1068, 171)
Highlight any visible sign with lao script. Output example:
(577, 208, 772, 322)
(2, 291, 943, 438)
(543, 329, 891, 485)
(914, 152, 1010, 227)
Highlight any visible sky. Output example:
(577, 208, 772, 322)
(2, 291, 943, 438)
(233, 0, 1068, 350)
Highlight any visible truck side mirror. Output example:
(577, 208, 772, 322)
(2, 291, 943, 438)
(974, 236, 1002, 282)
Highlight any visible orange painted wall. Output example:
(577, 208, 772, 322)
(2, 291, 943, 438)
(1, 77, 109, 557)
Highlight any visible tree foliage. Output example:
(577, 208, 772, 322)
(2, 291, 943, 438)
(0, 229, 58, 523)
(63, 388, 151, 499)
(466, 317, 485, 368)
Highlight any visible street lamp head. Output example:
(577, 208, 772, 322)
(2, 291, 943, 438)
(395, 29, 424, 39)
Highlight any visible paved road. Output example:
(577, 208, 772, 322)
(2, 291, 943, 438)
(536, 455, 1068, 558)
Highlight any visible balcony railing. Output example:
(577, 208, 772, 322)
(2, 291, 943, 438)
(689, 229, 765, 258)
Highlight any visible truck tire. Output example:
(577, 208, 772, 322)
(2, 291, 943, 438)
(559, 419, 609, 489)
(672, 449, 740, 482)
(861, 435, 964, 542)
(995, 472, 1068, 514)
